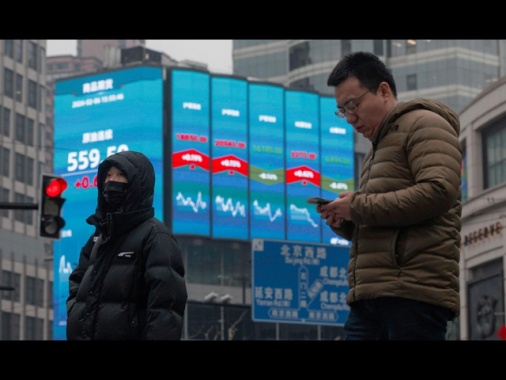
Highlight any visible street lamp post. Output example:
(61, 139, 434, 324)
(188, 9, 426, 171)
(204, 292, 232, 340)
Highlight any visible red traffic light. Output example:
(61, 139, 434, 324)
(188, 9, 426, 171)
(498, 325, 506, 340)
(40, 174, 67, 239)
(45, 178, 67, 198)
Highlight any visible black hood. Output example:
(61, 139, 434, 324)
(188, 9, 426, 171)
(90, 151, 156, 236)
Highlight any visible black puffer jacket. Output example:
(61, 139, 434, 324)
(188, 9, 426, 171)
(66, 151, 187, 340)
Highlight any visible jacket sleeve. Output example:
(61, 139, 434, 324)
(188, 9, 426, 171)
(351, 110, 461, 228)
(66, 233, 96, 313)
(142, 227, 188, 340)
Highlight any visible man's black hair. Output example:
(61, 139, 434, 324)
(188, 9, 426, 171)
(327, 51, 397, 97)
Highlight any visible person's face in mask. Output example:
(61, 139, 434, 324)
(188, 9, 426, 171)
(103, 166, 129, 211)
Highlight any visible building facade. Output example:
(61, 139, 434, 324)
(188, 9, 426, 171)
(0, 39, 53, 339)
(459, 77, 506, 340)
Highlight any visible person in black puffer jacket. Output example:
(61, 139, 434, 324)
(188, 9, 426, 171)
(66, 150, 187, 340)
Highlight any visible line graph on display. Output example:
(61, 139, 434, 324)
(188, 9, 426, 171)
(215, 195, 246, 217)
(176, 191, 208, 212)
(252, 199, 283, 222)
(289, 204, 319, 227)
(59, 255, 73, 275)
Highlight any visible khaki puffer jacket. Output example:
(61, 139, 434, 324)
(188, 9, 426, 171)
(332, 98, 462, 317)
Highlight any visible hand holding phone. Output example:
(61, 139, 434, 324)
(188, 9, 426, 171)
(306, 196, 333, 205)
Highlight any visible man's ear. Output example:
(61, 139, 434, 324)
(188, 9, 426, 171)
(378, 81, 393, 101)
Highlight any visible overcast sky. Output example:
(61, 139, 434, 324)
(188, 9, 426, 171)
(46, 40, 233, 74)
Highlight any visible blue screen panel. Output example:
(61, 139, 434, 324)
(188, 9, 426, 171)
(170, 69, 211, 236)
(248, 83, 285, 240)
(285, 90, 321, 243)
(320, 97, 354, 247)
(211, 76, 249, 239)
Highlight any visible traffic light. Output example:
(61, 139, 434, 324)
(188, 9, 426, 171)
(39, 174, 67, 239)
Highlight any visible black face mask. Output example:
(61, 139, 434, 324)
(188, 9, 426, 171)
(103, 181, 129, 211)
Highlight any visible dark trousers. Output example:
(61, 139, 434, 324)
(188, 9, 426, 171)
(344, 297, 454, 340)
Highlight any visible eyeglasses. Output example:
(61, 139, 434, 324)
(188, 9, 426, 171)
(335, 91, 369, 119)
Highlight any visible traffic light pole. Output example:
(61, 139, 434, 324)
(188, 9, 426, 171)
(0, 202, 38, 210)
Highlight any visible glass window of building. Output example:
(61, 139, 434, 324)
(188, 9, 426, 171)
(26, 156, 34, 186)
(483, 119, 506, 189)
(56, 62, 68, 70)
(36, 278, 44, 307)
(1, 312, 20, 340)
(1, 107, 10, 137)
(0, 188, 9, 218)
(28, 79, 37, 109)
(184, 238, 249, 288)
(14, 192, 25, 223)
(373, 40, 384, 56)
(1, 271, 20, 302)
(341, 40, 351, 56)
(14, 40, 23, 63)
(14, 153, 25, 183)
(390, 40, 403, 56)
(289, 41, 311, 71)
(13, 193, 33, 224)
(185, 240, 222, 285)
(407, 74, 417, 91)
(28, 41, 37, 70)
(13, 153, 34, 186)
(15, 73, 23, 102)
(25, 276, 36, 305)
(3, 68, 14, 98)
(1, 147, 9, 177)
(15, 113, 25, 143)
(3, 39, 13, 58)
(26, 118, 34, 147)
(25, 316, 43, 340)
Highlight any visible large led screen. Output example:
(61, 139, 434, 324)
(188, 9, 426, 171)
(285, 90, 321, 242)
(170, 69, 211, 236)
(248, 83, 285, 239)
(52, 66, 164, 340)
(51, 66, 357, 339)
(211, 76, 249, 239)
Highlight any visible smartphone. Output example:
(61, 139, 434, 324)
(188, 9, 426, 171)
(306, 196, 333, 205)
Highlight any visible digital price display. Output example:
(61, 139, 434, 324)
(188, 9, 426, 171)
(320, 96, 354, 246)
(210, 76, 249, 240)
(52, 66, 164, 340)
(248, 83, 285, 240)
(285, 90, 321, 242)
(170, 69, 211, 236)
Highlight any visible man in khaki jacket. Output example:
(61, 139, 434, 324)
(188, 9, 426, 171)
(318, 51, 461, 340)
